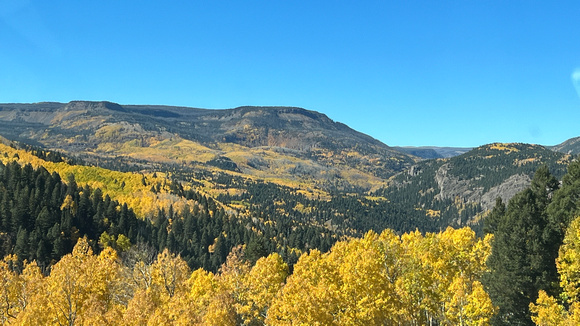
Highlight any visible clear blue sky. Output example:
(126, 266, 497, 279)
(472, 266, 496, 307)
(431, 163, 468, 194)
(1, 1, 580, 147)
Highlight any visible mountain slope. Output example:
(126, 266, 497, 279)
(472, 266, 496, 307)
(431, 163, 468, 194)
(0, 101, 416, 192)
(374, 143, 573, 227)
(550, 136, 580, 154)
(1, 101, 576, 236)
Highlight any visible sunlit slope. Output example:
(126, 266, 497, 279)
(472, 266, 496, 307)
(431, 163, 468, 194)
(0, 101, 417, 192)
(0, 142, 191, 218)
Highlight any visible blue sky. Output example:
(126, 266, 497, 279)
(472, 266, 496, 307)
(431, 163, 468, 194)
(1, 1, 580, 147)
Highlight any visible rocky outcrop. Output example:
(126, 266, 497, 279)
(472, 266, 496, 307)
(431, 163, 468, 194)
(480, 173, 531, 210)
(435, 163, 483, 202)
(435, 163, 532, 210)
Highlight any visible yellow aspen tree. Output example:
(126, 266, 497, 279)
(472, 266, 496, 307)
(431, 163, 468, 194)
(81, 247, 128, 325)
(122, 289, 157, 326)
(378, 229, 408, 324)
(266, 249, 341, 325)
(268, 231, 405, 326)
(151, 268, 222, 325)
(219, 245, 251, 301)
(0, 255, 22, 323)
(202, 291, 238, 326)
(43, 237, 96, 325)
(15, 260, 44, 314)
(397, 230, 436, 325)
(530, 290, 567, 326)
(35, 237, 126, 326)
(185, 268, 219, 323)
(146, 249, 191, 324)
(150, 249, 190, 300)
(531, 216, 580, 325)
(462, 281, 495, 326)
(557, 216, 580, 303)
(445, 277, 494, 326)
(240, 252, 288, 325)
(179, 261, 238, 325)
(435, 228, 494, 325)
(11, 260, 48, 325)
(123, 248, 190, 326)
(332, 231, 403, 325)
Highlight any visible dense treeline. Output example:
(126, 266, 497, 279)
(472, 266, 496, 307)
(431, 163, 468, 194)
(0, 153, 348, 273)
(0, 160, 153, 270)
(172, 170, 340, 254)
(0, 227, 493, 325)
(0, 160, 257, 272)
(212, 170, 461, 235)
(448, 143, 570, 191)
(375, 158, 482, 231)
(482, 161, 580, 325)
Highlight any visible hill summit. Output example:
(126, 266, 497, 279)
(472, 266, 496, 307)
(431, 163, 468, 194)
(0, 101, 416, 192)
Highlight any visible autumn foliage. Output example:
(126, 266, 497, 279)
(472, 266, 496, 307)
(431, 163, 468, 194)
(0, 226, 494, 325)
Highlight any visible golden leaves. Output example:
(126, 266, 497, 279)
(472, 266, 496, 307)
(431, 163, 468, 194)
(530, 216, 580, 325)
(0, 227, 495, 325)
(267, 227, 494, 326)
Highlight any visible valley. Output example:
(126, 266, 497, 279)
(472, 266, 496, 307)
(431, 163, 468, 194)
(0, 100, 578, 324)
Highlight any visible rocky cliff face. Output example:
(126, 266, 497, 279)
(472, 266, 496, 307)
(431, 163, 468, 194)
(435, 162, 531, 210)
(435, 163, 482, 202)
(479, 174, 531, 210)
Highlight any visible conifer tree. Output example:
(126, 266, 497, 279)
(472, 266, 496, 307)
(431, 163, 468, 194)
(484, 166, 560, 325)
(484, 197, 505, 235)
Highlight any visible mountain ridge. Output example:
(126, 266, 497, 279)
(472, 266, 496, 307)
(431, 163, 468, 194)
(0, 101, 417, 192)
(393, 146, 473, 159)
(550, 136, 580, 154)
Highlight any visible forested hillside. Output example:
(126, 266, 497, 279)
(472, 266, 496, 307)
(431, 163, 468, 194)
(0, 143, 346, 273)
(375, 143, 573, 231)
(1, 159, 580, 325)
(0, 102, 574, 237)
(551, 135, 580, 154)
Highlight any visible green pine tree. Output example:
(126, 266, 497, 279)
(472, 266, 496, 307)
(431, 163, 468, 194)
(484, 166, 561, 326)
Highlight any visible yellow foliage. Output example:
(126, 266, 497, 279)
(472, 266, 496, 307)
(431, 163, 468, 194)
(426, 209, 440, 217)
(558, 216, 580, 302)
(0, 226, 494, 325)
(531, 216, 580, 325)
(515, 157, 539, 166)
(0, 142, 198, 219)
(489, 143, 520, 153)
(530, 290, 567, 326)
(21, 237, 128, 325)
(267, 227, 493, 325)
